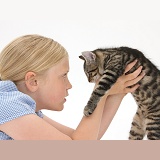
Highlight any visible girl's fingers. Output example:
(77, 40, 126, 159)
(124, 84, 140, 93)
(109, 60, 145, 95)
(125, 71, 145, 87)
(124, 59, 138, 73)
(125, 66, 143, 81)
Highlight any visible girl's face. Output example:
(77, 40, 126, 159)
(36, 57, 72, 111)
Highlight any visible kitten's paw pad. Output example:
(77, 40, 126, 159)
(83, 107, 93, 117)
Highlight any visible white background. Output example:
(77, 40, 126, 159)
(0, 0, 160, 140)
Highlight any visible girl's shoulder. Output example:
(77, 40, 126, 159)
(0, 80, 43, 125)
(0, 81, 44, 140)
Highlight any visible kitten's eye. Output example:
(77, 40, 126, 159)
(92, 72, 97, 77)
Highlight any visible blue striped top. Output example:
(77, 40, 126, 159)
(0, 80, 44, 140)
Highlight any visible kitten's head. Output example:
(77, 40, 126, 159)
(79, 51, 102, 83)
(79, 48, 128, 83)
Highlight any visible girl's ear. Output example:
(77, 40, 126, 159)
(80, 51, 96, 64)
(24, 72, 39, 92)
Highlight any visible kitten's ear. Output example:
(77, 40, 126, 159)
(79, 55, 85, 61)
(80, 51, 96, 64)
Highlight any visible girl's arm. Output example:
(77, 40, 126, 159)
(71, 93, 108, 140)
(0, 93, 108, 140)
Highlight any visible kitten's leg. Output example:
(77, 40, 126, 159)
(83, 73, 116, 116)
(129, 109, 145, 140)
(146, 116, 160, 140)
(83, 87, 106, 116)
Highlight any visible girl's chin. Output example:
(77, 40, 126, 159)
(54, 104, 64, 111)
(48, 100, 66, 111)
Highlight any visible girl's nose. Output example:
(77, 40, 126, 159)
(67, 79, 72, 90)
(68, 81, 72, 89)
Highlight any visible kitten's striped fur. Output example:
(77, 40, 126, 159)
(79, 47, 160, 140)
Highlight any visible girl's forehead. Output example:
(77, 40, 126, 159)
(57, 57, 69, 69)
(48, 57, 69, 74)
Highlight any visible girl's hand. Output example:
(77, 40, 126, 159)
(108, 60, 145, 96)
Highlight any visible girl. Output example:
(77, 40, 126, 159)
(0, 35, 145, 140)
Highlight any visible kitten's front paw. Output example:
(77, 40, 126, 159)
(83, 106, 94, 117)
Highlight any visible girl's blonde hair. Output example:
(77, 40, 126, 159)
(0, 34, 68, 83)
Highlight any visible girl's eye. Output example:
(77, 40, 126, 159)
(63, 73, 67, 78)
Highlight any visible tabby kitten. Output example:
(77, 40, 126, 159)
(79, 47, 160, 140)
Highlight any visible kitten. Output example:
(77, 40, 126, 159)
(79, 47, 160, 140)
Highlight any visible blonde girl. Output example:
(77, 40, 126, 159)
(0, 35, 145, 140)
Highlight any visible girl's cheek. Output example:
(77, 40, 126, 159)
(48, 93, 54, 101)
